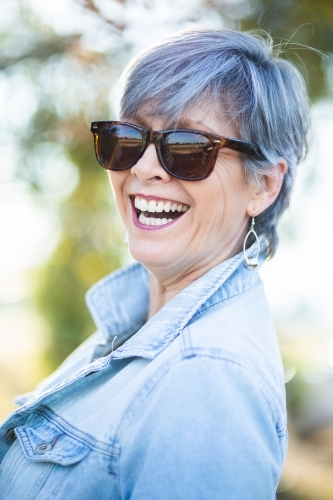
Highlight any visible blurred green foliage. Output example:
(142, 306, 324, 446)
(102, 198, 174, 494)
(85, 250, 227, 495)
(1, 0, 332, 370)
(1, 0, 128, 367)
(242, 0, 333, 101)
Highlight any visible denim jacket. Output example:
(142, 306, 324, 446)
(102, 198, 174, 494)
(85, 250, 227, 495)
(0, 248, 287, 500)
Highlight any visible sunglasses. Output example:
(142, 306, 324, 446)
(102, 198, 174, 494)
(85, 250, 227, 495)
(91, 121, 264, 181)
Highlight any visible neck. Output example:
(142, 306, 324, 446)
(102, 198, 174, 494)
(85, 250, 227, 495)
(147, 237, 244, 319)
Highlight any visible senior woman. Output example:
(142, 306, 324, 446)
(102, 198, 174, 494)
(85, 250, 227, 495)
(0, 28, 309, 499)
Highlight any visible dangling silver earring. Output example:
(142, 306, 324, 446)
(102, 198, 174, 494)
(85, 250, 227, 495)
(243, 215, 259, 270)
(123, 230, 128, 246)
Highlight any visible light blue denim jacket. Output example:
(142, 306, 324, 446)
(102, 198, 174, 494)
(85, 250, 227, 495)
(0, 248, 287, 500)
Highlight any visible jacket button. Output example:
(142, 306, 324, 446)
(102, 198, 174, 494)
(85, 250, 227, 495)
(5, 428, 17, 442)
(35, 443, 53, 454)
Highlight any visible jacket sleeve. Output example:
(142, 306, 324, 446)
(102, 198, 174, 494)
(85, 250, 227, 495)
(119, 355, 284, 500)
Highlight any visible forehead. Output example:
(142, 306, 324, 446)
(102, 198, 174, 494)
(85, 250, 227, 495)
(124, 103, 238, 138)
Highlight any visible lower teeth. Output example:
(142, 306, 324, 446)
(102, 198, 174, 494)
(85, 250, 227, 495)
(138, 213, 173, 226)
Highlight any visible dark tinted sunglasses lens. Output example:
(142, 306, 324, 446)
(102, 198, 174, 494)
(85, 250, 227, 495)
(160, 132, 214, 180)
(97, 124, 143, 170)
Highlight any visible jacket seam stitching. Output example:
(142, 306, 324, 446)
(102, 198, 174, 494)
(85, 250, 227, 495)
(180, 348, 284, 429)
(33, 407, 119, 456)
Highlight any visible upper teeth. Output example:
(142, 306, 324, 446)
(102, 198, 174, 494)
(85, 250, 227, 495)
(134, 197, 189, 213)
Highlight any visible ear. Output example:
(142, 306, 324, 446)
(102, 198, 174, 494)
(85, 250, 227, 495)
(247, 159, 288, 217)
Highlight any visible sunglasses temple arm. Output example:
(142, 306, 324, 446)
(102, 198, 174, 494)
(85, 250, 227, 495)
(221, 138, 265, 161)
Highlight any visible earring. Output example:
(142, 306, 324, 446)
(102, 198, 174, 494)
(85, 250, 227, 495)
(243, 215, 259, 270)
(123, 230, 128, 246)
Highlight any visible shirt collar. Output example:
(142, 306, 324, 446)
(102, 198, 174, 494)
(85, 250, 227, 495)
(86, 239, 266, 360)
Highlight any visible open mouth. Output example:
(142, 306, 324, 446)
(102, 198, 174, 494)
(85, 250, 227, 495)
(132, 196, 189, 226)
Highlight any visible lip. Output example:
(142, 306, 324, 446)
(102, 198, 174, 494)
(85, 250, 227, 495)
(130, 196, 187, 231)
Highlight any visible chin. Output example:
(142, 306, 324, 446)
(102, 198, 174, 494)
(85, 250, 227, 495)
(128, 241, 173, 270)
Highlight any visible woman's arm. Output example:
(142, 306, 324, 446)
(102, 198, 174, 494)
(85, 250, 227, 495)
(119, 355, 284, 500)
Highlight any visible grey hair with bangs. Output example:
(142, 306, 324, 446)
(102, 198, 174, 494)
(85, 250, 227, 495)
(120, 28, 311, 257)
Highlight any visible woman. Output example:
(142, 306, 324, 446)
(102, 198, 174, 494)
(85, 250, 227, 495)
(0, 28, 310, 499)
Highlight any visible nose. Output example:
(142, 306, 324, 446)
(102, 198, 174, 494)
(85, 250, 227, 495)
(131, 143, 173, 183)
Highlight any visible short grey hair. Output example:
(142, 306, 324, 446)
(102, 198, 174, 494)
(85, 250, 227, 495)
(120, 28, 311, 257)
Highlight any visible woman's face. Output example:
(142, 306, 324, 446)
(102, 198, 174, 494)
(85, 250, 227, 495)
(109, 107, 259, 282)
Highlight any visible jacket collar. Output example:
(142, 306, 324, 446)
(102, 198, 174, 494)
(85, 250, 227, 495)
(86, 241, 265, 360)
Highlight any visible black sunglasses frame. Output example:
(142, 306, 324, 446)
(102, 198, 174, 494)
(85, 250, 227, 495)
(91, 121, 264, 181)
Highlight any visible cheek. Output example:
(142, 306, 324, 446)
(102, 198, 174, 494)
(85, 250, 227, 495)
(197, 164, 250, 227)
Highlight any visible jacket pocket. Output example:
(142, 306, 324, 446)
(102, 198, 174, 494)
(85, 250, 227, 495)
(15, 416, 90, 466)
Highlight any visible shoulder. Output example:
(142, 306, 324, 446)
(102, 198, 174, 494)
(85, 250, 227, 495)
(120, 351, 280, 433)
(128, 354, 273, 423)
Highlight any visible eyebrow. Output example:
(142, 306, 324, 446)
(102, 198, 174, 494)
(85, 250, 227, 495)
(176, 118, 196, 129)
(129, 115, 152, 128)
(125, 115, 214, 132)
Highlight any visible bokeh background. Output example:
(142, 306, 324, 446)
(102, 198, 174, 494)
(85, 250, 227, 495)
(1, 0, 333, 498)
